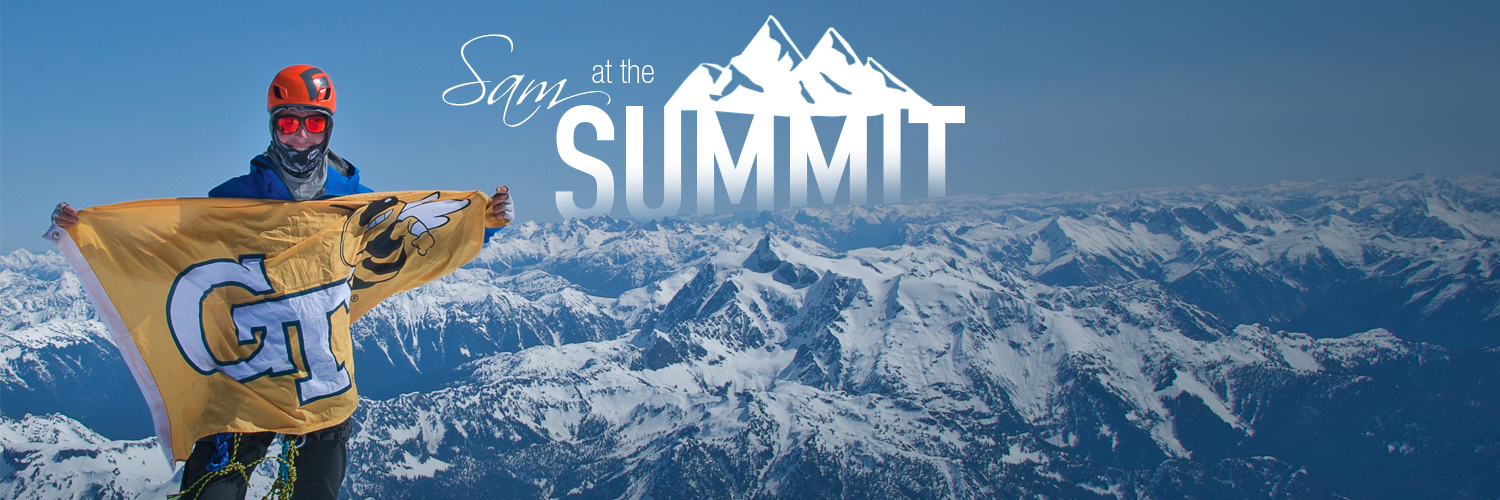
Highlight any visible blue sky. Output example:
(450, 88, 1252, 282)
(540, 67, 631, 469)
(3, 1, 1497, 253)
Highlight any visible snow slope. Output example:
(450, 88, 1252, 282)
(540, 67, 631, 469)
(4, 175, 1498, 499)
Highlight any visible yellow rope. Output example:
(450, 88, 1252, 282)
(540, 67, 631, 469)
(267, 437, 299, 500)
(168, 433, 299, 500)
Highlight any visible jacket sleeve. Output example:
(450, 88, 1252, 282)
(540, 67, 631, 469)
(208, 175, 256, 198)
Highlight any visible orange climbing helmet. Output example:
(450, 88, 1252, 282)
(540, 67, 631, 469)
(267, 64, 336, 114)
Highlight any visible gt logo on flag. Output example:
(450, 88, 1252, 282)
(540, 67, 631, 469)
(165, 255, 352, 405)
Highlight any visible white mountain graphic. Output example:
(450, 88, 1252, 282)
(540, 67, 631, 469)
(667, 16, 932, 116)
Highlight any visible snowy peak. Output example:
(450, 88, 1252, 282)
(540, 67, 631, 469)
(0, 414, 178, 499)
(0, 248, 68, 275)
(743, 235, 785, 272)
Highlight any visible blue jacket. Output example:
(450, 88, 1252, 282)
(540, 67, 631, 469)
(209, 154, 501, 240)
(209, 154, 371, 200)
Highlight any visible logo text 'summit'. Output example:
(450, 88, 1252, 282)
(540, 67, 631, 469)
(554, 17, 964, 218)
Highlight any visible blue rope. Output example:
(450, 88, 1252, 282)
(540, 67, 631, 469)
(206, 433, 232, 472)
(277, 436, 299, 479)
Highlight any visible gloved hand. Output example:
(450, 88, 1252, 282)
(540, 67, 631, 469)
(492, 186, 514, 222)
(51, 202, 78, 228)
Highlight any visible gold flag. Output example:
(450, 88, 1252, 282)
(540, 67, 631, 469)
(44, 191, 504, 462)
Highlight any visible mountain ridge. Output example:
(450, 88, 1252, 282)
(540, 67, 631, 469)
(3, 175, 1498, 499)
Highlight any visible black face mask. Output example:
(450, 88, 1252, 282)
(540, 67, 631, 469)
(266, 108, 334, 178)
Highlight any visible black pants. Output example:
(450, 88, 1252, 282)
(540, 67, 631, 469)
(178, 420, 351, 500)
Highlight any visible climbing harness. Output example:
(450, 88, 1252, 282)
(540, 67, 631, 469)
(169, 433, 299, 500)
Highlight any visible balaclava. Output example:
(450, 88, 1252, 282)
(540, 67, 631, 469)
(266, 105, 334, 201)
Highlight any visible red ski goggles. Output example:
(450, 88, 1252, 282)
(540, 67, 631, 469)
(274, 115, 328, 134)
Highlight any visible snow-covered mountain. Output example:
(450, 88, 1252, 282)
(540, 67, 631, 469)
(0, 413, 178, 499)
(0, 250, 154, 439)
(4, 175, 1498, 499)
